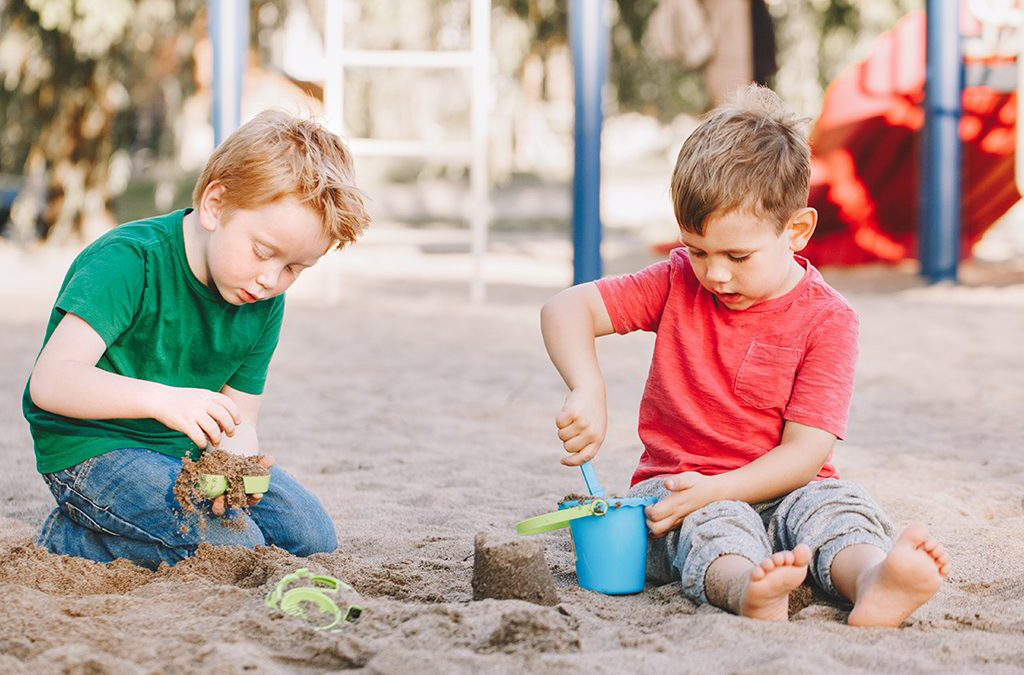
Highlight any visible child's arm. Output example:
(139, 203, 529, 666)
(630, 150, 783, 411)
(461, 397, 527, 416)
(217, 386, 269, 458)
(540, 282, 616, 466)
(645, 420, 835, 537)
(30, 313, 240, 449)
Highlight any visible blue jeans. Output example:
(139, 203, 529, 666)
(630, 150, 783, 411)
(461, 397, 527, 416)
(38, 448, 338, 570)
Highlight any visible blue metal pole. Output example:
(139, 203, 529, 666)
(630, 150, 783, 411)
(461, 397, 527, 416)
(920, 0, 962, 283)
(210, 0, 249, 147)
(570, 0, 607, 285)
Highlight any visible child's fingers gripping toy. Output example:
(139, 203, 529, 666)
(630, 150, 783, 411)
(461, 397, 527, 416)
(516, 461, 656, 595)
(197, 473, 270, 498)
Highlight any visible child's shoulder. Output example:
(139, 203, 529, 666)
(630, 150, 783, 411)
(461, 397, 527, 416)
(72, 211, 182, 278)
(666, 247, 699, 282)
(800, 261, 859, 329)
(88, 211, 179, 253)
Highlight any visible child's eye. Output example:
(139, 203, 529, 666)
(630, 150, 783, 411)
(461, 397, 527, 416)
(729, 254, 751, 263)
(253, 245, 270, 260)
(688, 250, 707, 259)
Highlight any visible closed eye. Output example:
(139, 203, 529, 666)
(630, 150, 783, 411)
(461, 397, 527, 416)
(728, 254, 751, 263)
(253, 244, 271, 261)
(688, 249, 707, 258)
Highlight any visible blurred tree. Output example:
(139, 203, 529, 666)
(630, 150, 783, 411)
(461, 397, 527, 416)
(0, 0, 205, 241)
(766, 0, 923, 116)
(0, 0, 284, 242)
(495, 0, 707, 119)
(495, 0, 925, 119)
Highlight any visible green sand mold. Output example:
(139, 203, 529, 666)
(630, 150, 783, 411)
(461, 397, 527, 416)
(198, 473, 271, 499)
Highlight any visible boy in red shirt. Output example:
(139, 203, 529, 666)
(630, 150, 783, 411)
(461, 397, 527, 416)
(540, 85, 950, 626)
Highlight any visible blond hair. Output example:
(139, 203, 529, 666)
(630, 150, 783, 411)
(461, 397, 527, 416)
(192, 110, 370, 248)
(670, 84, 810, 235)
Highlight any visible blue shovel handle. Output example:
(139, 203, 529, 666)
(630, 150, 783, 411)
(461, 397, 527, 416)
(580, 461, 605, 497)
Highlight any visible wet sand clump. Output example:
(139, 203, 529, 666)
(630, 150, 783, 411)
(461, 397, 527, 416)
(172, 449, 270, 530)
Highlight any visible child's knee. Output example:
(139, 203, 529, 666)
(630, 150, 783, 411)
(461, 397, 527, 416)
(686, 499, 761, 531)
(287, 518, 337, 556)
(198, 518, 267, 549)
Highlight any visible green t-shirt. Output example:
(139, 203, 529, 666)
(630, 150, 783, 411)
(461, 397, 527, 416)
(23, 208, 285, 473)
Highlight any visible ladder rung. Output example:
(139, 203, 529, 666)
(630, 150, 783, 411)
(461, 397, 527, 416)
(339, 50, 475, 69)
(347, 138, 472, 159)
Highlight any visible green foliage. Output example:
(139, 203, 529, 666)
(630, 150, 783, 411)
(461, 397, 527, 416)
(0, 0, 205, 239)
(494, 0, 925, 119)
(0, 0, 284, 240)
(495, 0, 706, 119)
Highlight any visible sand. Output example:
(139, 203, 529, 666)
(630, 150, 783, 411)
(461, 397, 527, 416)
(3, 239, 1024, 673)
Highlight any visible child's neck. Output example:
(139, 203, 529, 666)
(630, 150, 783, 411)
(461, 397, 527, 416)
(768, 256, 806, 301)
(181, 209, 211, 286)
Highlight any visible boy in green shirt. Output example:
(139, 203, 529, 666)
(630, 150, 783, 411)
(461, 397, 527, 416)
(24, 110, 370, 570)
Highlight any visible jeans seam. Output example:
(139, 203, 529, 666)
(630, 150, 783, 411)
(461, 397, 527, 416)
(64, 502, 121, 537)
(73, 456, 99, 490)
(67, 483, 184, 550)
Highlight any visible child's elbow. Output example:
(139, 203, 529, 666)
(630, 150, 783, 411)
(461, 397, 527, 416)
(541, 285, 582, 319)
(28, 366, 55, 412)
(539, 296, 559, 326)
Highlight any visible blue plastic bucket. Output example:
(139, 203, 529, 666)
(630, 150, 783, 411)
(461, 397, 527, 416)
(559, 496, 656, 594)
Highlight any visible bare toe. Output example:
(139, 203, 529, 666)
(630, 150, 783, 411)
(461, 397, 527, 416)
(740, 549, 809, 622)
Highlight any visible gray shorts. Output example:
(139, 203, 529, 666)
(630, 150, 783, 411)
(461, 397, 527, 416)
(626, 477, 894, 604)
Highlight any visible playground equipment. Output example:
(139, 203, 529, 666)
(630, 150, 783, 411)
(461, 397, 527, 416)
(921, 0, 962, 282)
(322, 0, 492, 302)
(802, 2, 1022, 279)
(209, 0, 492, 301)
(571, 0, 607, 285)
(208, 3, 1021, 290)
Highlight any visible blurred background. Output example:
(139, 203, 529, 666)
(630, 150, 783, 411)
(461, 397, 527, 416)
(2, 0, 1023, 308)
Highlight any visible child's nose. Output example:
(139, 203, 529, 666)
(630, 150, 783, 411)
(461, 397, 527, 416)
(706, 261, 731, 283)
(257, 267, 279, 289)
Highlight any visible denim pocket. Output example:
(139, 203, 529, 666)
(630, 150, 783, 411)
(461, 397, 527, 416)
(41, 456, 97, 500)
(734, 341, 803, 409)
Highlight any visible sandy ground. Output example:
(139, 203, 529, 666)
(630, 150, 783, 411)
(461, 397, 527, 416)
(3, 233, 1024, 674)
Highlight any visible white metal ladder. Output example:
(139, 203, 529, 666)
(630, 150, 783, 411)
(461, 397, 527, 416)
(323, 0, 492, 302)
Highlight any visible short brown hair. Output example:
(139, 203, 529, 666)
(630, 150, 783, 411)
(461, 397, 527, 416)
(670, 85, 810, 235)
(192, 110, 370, 249)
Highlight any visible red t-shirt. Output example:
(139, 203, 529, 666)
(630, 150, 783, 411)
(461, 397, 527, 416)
(596, 249, 858, 487)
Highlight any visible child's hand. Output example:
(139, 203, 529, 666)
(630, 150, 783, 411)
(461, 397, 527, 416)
(645, 472, 719, 538)
(211, 454, 276, 516)
(151, 385, 241, 449)
(555, 387, 607, 466)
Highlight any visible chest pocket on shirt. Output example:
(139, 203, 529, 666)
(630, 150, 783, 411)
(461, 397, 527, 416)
(734, 342, 803, 409)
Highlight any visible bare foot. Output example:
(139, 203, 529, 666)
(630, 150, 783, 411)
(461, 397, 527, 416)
(847, 525, 950, 627)
(739, 544, 811, 621)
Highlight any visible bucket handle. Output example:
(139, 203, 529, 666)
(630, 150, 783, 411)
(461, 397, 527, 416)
(515, 499, 608, 535)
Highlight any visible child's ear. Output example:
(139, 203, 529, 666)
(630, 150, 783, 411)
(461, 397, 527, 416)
(786, 207, 817, 252)
(198, 182, 226, 233)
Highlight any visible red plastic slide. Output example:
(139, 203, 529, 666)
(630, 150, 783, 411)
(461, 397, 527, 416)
(803, 9, 1019, 265)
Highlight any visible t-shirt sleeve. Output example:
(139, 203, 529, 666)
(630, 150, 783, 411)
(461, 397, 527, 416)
(226, 297, 285, 395)
(784, 307, 859, 439)
(594, 260, 672, 334)
(54, 242, 146, 346)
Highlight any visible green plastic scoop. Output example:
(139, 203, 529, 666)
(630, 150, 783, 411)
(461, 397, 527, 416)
(265, 568, 363, 632)
(198, 473, 271, 499)
(515, 498, 608, 535)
